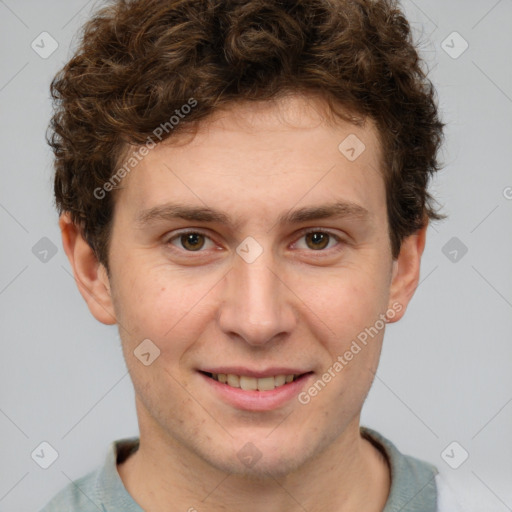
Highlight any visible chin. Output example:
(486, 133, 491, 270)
(199, 436, 315, 480)
(222, 453, 305, 480)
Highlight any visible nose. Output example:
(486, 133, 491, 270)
(217, 249, 297, 347)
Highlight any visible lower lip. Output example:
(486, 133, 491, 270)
(199, 372, 314, 411)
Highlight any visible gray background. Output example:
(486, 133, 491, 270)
(0, 0, 511, 510)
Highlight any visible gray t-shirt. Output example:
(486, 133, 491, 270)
(39, 426, 460, 511)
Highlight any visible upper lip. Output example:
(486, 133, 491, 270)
(199, 367, 312, 378)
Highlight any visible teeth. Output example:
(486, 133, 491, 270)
(227, 374, 240, 388)
(274, 375, 286, 386)
(257, 376, 276, 391)
(211, 373, 300, 391)
(240, 376, 258, 390)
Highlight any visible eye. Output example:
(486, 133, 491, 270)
(167, 231, 216, 252)
(294, 229, 343, 252)
(165, 229, 344, 255)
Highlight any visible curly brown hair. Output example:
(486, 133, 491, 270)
(48, 0, 445, 269)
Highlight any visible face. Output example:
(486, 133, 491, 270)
(65, 94, 423, 478)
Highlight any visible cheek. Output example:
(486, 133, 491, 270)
(308, 280, 387, 415)
(305, 264, 391, 351)
(112, 266, 218, 360)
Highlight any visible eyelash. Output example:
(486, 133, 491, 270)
(165, 228, 345, 256)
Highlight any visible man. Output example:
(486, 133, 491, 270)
(42, 0, 463, 510)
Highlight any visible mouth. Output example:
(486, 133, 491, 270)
(198, 368, 315, 411)
(199, 371, 312, 392)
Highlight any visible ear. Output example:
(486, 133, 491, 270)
(59, 212, 117, 325)
(386, 222, 428, 323)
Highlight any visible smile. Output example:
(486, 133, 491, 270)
(199, 370, 314, 411)
(204, 372, 301, 391)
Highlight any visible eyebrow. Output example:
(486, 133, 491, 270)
(136, 200, 370, 229)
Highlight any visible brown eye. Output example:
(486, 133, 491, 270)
(180, 233, 206, 251)
(304, 232, 331, 250)
(167, 230, 218, 256)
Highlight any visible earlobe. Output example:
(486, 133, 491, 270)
(59, 213, 117, 325)
(386, 223, 428, 324)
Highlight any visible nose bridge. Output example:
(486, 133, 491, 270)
(218, 248, 295, 345)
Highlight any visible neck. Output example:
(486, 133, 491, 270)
(118, 419, 390, 512)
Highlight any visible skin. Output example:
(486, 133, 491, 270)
(60, 93, 427, 512)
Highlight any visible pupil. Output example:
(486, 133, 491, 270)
(307, 232, 329, 250)
(183, 233, 204, 251)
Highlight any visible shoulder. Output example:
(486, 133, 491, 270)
(39, 437, 141, 512)
(361, 426, 466, 512)
(39, 468, 103, 512)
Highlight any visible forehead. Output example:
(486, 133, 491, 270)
(113, 94, 386, 226)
